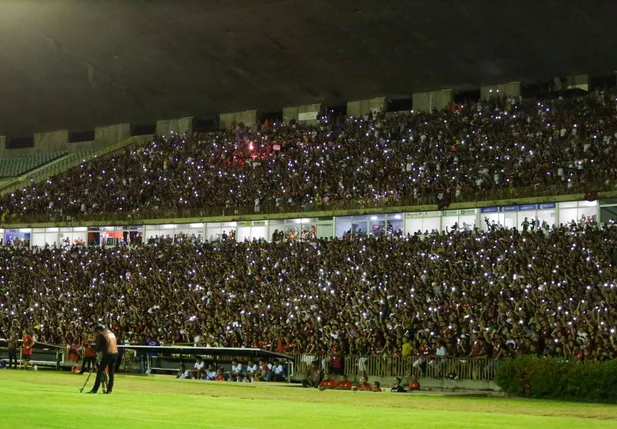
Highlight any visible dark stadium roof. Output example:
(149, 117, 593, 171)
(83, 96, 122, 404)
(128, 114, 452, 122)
(1, 0, 617, 136)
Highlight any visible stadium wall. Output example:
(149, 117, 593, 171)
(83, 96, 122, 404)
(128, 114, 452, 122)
(156, 117, 194, 136)
(412, 90, 452, 112)
(347, 98, 387, 117)
(283, 104, 323, 125)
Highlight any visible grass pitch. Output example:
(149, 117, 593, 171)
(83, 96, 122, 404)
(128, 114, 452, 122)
(0, 371, 616, 428)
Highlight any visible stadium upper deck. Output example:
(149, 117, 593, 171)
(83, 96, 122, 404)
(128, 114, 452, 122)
(1, 90, 617, 226)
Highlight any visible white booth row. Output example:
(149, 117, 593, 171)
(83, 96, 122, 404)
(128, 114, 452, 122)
(0, 200, 605, 248)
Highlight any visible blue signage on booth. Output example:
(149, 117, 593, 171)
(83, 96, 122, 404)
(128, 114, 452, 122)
(481, 207, 499, 213)
(518, 204, 537, 211)
(538, 203, 556, 210)
(481, 202, 556, 213)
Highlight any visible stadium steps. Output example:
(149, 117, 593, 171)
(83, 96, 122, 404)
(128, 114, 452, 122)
(0, 151, 68, 178)
(0, 135, 153, 197)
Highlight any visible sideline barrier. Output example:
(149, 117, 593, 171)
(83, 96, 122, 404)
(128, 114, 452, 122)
(293, 354, 498, 382)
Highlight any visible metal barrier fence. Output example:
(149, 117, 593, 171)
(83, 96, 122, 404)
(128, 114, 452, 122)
(293, 354, 497, 381)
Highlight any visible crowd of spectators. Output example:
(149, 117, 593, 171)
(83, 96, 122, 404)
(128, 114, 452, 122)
(2, 90, 617, 221)
(1, 224, 617, 370)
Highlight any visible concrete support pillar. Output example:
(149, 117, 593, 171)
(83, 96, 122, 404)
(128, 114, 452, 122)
(156, 117, 194, 136)
(95, 123, 131, 146)
(283, 104, 322, 125)
(565, 74, 589, 91)
(412, 89, 452, 112)
(480, 82, 520, 100)
(219, 110, 258, 130)
(33, 130, 69, 152)
(347, 97, 387, 117)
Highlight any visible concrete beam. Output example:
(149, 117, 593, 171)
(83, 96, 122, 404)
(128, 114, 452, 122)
(156, 117, 194, 136)
(95, 123, 131, 146)
(283, 104, 322, 124)
(412, 89, 452, 112)
(347, 97, 387, 117)
(566, 74, 589, 91)
(219, 110, 259, 130)
(33, 130, 69, 151)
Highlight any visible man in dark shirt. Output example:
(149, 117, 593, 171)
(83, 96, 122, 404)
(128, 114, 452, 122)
(87, 325, 118, 395)
(390, 377, 406, 393)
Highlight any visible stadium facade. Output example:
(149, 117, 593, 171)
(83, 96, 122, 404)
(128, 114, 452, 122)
(0, 197, 612, 248)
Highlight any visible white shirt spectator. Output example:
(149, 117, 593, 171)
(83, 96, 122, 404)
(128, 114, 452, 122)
(231, 362, 243, 374)
(177, 369, 190, 379)
(194, 360, 205, 371)
(272, 363, 284, 376)
(436, 345, 447, 357)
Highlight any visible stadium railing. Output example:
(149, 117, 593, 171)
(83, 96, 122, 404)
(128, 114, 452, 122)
(293, 354, 497, 382)
(0, 347, 63, 369)
(3, 178, 616, 225)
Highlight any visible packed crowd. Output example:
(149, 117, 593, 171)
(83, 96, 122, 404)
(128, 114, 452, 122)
(1, 224, 617, 366)
(2, 90, 617, 221)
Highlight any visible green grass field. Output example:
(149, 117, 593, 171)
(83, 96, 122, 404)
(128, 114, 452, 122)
(0, 371, 616, 429)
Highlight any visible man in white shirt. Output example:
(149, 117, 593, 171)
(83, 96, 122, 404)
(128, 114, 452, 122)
(433, 341, 448, 376)
(245, 359, 258, 382)
(176, 363, 190, 379)
(191, 356, 205, 380)
(230, 358, 243, 382)
(203, 364, 216, 381)
(271, 359, 286, 382)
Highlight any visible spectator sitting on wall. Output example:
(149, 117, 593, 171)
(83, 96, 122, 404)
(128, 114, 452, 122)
(245, 359, 258, 382)
(192, 356, 205, 380)
(318, 373, 337, 391)
(176, 363, 190, 379)
(408, 375, 420, 391)
(203, 364, 217, 381)
(215, 367, 226, 381)
(271, 358, 285, 381)
(230, 358, 243, 382)
(302, 361, 323, 388)
(391, 377, 406, 393)
(352, 375, 372, 391)
(336, 374, 353, 390)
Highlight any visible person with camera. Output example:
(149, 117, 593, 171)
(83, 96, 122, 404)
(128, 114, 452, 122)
(87, 325, 118, 395)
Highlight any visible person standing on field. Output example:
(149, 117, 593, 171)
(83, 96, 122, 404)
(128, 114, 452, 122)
(79, 332, 97, 374)
(22, 330, 35, 370)
(7, 332, 19, 369)
(88, 325, 118, 394)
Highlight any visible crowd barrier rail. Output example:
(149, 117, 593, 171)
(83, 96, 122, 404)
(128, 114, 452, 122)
(292, 354, 498, 381)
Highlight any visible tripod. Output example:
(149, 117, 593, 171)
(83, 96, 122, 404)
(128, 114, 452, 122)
(79, 360, 108, 393)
